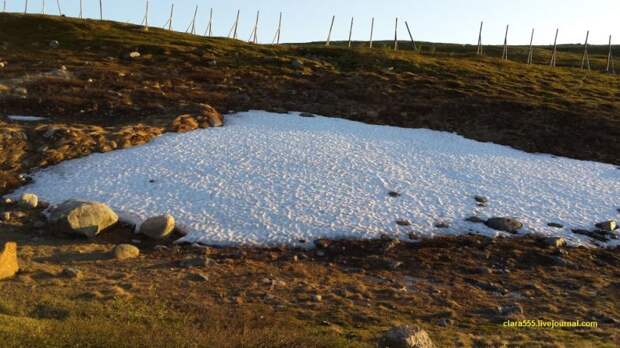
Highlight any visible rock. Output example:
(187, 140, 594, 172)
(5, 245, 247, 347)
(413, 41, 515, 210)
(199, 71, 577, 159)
(13, 87, 28, 96)
(311, 294, 322, 302)
(48, 199, 118, 237)
(188, 272, 209, 282)
(3, 198, 13, 205)
(378, 325, 435, 348)
(291, 59, 304, 68)
(434, 221, 450, 229)
(465, 216, 485, 224)
(485, 217, 523, 233)
(388, 191, 401, 198)
(49, 40, 60, 48)
(0, 242, 19, 280)
(547, 222, 564, 228)
(169, 114, 199, 133)
(128, 51, 141, 59)
(139, 214, 175, 240)
(544, 237, 566, 248)
(595, 220, 617, 232)
(61, 267, 83, 279)
(18, 193, 38, 209)
(474, 196, 488, 204)
(396, 220, 411, 226)
(200, 104, 224, 127)
(113, 244, 140, 260)
(299, 112, 315, 118)
(1, 212, 10, 222)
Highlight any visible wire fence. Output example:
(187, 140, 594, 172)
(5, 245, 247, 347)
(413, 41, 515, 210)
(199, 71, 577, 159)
(1, 0, 616, 74)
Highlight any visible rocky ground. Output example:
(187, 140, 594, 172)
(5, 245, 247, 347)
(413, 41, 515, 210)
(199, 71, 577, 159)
(1, 13, 620, 347)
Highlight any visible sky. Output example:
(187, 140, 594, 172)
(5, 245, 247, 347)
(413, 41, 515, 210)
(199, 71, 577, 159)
(4, 0, 620, 45)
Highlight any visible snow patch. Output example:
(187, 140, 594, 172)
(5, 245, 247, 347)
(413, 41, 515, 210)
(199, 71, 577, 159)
(7, 115, 48, 122)
(8, 111, 620, 247)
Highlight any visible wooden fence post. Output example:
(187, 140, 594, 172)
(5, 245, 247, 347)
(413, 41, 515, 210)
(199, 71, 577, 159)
(2, 0, 6, 13)
(550, 28, 558, 67)
(272, 12, 282, 44)
(501, 25, 509, 61)
(56, 0, 61, 15)
(233, 10, 240, 39)
(24, 0, 28, 14)
(580, 30, 591, 71)
(607, 35, 615, 74)
(142, 0, 149, 31)
(99, 0, 103, 20)
(527, 28, 535, 64)
(405, 21, 416, 50)
(205, 8, 213, 36)
(476, 21, 483, 55)
(42, 0, 45, 14)
(163, 4, 174, 31)
(249, 10, 259, 43)
(394, 17, 398, 51)
(325, 15, 335, 46)
(79, 0, 83, 18)
(187, 5, 198, 35)
(348, 17, 354, 48)
(369, 17, 374, 48)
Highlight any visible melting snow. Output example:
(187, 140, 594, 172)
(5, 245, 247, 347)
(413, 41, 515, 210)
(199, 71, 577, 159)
(8, 111, 620, 247)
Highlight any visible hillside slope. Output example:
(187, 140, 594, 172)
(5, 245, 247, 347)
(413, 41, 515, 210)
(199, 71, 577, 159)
(0, 13, 619, 166)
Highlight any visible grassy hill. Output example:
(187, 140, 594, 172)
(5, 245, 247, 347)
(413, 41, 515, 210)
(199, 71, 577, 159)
(0, 13, 619, 165)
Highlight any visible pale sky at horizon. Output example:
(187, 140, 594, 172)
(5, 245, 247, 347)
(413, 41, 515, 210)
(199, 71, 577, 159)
(4, 0, 619, 45)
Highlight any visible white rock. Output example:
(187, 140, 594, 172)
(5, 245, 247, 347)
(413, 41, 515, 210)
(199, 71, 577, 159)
(140, 214, 175, 240)
(113, 244, 140, 260)
(18, 193, 38, 209)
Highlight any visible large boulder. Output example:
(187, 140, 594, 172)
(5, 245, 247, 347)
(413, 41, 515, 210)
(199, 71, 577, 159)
(378, 325, 435, 348)
(139, 214, 175, 239)
(0, 242, 18, 280)
(48, 200, 118, 237)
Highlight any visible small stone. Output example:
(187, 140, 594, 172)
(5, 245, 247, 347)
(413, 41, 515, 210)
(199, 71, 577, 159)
(485, 217, 523, 233)
(474, 196, 488, 204)
(311, 294, 322, 302)
(388, 191, 401, 198)
(3, 198, 12, 205)
(434, 221, 450, 229)
(61, 267, 83, 279)
(128, 51, 141, 59)
(0, 242, 19, 280)
(290, 59, 304, 68)
(49, 40, 60, 48)
(547, 222, 564, 228)
(378, 325, 435, 348)
(396, 220, 411, 226)
(139, 214, 175, 239)
(465, 216, 485, 224)
(299, 112, 315, 118)
(113, 244, 140, 260)
(595, 220, 617, 232)
(188, 272, 209, 282)
(544, 237, 567, 248)
(18, 193, 38, 209)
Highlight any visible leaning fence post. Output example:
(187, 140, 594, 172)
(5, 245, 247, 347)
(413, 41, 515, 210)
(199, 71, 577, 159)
(369, 17, 374, 48)
(272, 12, 282, 44)
(394, 17, 399, 51)
(476, 21, 484, 55)
(527, 28, 535, 64)
(405, 21, 416, 50)
(607, 35, 615, 74)
(142, 1, 149, 31)
(42, 0, 45, 14)
(348, 17, 354, 48)
(164, 4, 174, 31)
(550, 28, 559, 67)
(249, 10, 259, 43)
(2, 0, 6, 13)
(501, 25, 509, 61)
(55, 0, 61, 15)
(99, 0, 103, 20)
(205, 8, 213, 36)
(580, 30, 591, 71)
(325, 15, 335, 46)
(24, 0, 28, 14)
(233, 10, 240, 39)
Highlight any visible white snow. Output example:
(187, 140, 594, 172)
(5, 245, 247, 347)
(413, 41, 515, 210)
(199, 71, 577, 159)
(7, 115, 48, 122)
(8, 111, 620, 247)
